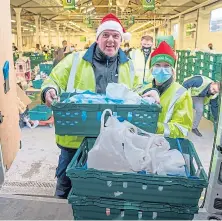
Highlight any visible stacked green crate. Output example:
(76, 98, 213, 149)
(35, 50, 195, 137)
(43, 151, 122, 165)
(30, 55, 46, 69)
(176, 50, 191, 84)
(177, 50, 222, 122)
(67, 138, 208, 220)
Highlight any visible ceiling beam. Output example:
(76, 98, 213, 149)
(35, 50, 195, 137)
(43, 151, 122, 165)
(53, 18, 165, 21)
(191, 0, 200, 4)
(16, 6, 63, 8)
(18, 0, 33, 7)
(173, 9, 181, 13)
(18, 4, 195, 9)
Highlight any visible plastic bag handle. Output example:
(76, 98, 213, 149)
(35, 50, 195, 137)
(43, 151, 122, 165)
(100, 109, 113, 132)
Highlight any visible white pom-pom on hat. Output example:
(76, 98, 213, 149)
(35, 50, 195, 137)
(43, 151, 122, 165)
(123, 32, 131, 41)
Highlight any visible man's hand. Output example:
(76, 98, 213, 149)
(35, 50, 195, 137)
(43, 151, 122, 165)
(45, 89, 58, 107)
(142, 90, 160, 104)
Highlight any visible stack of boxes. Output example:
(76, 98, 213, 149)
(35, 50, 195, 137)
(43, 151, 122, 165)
(176, 50, 222, 121)
(66, 138, 208, 220)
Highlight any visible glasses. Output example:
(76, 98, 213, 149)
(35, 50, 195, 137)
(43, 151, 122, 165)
(102, 32, 121, 40)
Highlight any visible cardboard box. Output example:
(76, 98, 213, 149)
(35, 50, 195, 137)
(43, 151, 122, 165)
(16, 85, 32, 113)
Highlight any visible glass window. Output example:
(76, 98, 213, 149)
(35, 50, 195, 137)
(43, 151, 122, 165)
(210, 8, 222, 32)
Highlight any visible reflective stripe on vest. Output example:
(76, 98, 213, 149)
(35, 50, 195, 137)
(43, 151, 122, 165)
(163, 86, 188, 137)
(164, 86, 187, 124)
(174, 123, 189, 137)
(67, 52, 80, 92)
(128, 59, 135, 87)
(163, 123, 170, 137)
(66, 52, 135, 91)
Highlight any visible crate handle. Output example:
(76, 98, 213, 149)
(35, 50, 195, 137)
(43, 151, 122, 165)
(176, 138, 190, 177)
(190, 145, 207, 180)
(100, 109, 113, 132)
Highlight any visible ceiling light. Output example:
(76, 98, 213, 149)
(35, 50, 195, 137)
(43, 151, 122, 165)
(11, 20, 16, 23)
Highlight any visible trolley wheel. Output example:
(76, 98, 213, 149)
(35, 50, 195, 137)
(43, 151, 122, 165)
(208, 215, 221, 221)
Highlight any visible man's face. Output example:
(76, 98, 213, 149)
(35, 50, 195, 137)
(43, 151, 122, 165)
(141, 39, 153, 48)
(210, 83, 220, 95)
(96, 30, 121, 57)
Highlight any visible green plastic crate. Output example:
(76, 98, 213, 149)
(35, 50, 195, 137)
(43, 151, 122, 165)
(67, 138, 208, 206)
(30, 55, 45, 69)
(213, 63, 222, 73)
(32, 79, 43, 89)
(29, 105, 52, 121)
(52, 93, 161, 136)
(39, 63, 53, 75)
(69, 195, 198, 220)
(23, 52, 32, 57)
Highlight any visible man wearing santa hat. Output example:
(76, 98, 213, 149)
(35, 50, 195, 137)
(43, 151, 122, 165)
(41, 13, 159, 199)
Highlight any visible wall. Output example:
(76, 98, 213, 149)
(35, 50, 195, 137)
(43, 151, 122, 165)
(197, 2, 222, 52)
(170, 1, 222, 51)
(0, 0, 20, 169)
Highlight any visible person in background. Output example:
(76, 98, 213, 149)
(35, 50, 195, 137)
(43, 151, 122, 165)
(12, 43, 18, 52)
(208, 43, 213, 51)
(74, 44, 78, 51)
(130, 35, 154, 86)
(52, 48, 64, 68)
(62, 40, 71, 56)
(142, 41, 193, 138)
(62, 40, 68, 52)
(41, 13, 158, 199)
(70, 44, 75, 52)
(183, 75, 220, 137)
(35, 44, 42, 54)
(42, 45, 48, 53)
(123, 42, 132, 58)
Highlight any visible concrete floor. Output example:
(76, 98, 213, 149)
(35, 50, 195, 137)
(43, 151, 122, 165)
(188, 118, 215, 172)
(0, 126, 59, 196)
(0, 117, 215, 220)
(0, 195, 73, 220)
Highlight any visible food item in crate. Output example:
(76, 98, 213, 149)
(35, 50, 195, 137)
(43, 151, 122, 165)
(62, 83, 156, 105)
(88, 109, 186, 175)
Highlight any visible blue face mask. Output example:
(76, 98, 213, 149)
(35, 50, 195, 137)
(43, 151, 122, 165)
(152, 66, 173, 84)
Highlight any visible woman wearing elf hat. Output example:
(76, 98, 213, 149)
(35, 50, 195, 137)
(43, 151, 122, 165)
(40, 13, 159, 199)
(142, 41, 193, 138)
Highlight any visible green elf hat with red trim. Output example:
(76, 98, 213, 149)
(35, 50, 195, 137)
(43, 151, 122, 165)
(150, 41, 177, 68)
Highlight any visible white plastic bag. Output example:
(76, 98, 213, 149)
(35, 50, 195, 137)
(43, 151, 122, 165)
(106, 83, 129, 100)
(87, 109, 168, 173)
(155, 149, 186, 176)
(106, 83, 153, 104)
(87, 109, 186, 175)
(87, 109, 132, 172)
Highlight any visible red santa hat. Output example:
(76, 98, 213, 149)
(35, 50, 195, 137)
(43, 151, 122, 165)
(96, 13, 131, 41)
(150, 41, 177, 67)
